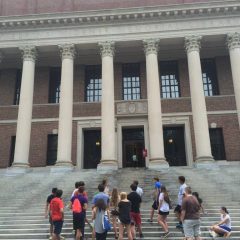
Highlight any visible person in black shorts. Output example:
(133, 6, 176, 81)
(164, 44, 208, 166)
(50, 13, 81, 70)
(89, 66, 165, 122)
(118, 192, 133, 240)
(147, 177, 161, 223)
(45, 188, 58, 240)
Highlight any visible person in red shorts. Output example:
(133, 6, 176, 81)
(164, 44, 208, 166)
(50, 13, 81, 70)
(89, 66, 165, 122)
(50, 189, 64, 240)
(127, 183, 143, 239)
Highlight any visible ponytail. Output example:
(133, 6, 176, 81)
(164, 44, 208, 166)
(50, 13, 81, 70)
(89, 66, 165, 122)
(221, 207, 229, 214)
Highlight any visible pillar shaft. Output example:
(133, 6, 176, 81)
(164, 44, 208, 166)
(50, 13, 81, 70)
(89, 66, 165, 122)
(56, 44, 75, 166)
(13, 46, 37, 167)
(143, 39, 169, 169)
(227, 32, 240, 128)
(185, 36, 214, 166)
(98, 42, 118, 171)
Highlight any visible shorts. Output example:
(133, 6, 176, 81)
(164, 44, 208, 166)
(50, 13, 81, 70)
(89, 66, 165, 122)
(53, 220, 63, 235)
(158, 210, 169, 216)
(219, 225, 231, 234)
(174, 205, 181, 213)
(73, 213, 85, 230)
(130, 212, 142, 225)
(183, 219, 201, 238)
(152, 200, 159, 210)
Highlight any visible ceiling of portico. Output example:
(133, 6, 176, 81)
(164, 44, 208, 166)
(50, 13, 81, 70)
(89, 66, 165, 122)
(0, 34, 229, 68)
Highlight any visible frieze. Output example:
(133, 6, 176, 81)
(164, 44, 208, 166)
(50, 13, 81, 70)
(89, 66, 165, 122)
(116, 101, 148, 115)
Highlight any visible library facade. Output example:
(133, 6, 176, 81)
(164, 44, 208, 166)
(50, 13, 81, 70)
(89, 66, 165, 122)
(0, 0, 240, 170)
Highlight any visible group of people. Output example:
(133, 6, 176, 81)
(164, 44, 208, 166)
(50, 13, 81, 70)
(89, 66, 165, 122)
(44, 176, 232, 240)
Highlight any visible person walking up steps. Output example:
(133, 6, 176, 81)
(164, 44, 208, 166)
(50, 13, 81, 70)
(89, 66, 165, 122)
(92, 198, 110, 240)
(70, 186, 88, 240)
(133, 180, 143, 198)
(175, 176, 187, 229)
(45, 188, 58, 240)
(50, 189, 64, 240)
(110, 188, 120, 239)
(147, 177, 161, 223)
(209, 207, 231, 238)
(127, 183, 144, 239)
(158, 186, 171, 238)
(181, 187, 201, 240)
(118, 192, 133, 240)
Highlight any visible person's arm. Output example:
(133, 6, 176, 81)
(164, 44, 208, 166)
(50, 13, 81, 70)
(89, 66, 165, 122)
(217, 216, 228, 226)
(45, 202, 49, 218)
(180, 210, 186, 222)
(83, 203, 88, 210)
(92, 207, 97, 220)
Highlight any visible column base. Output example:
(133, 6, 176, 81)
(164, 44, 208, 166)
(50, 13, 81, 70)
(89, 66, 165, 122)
(97, 160, 118, 172)
(6, 163, 31, 175)
(51, 161, 74, 173)
(148, 158, 169, 170)
(194, 156, 219, 169)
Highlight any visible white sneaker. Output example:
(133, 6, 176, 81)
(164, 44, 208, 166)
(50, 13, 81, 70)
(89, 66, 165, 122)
(209, 230, 218, 238)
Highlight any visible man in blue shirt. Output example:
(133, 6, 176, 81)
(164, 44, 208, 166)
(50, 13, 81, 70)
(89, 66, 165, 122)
(92, 184, 109, 207)
(147, 177, 162, 223)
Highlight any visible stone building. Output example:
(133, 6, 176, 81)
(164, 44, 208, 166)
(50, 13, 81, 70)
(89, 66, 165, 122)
(0, 0, 240, 171)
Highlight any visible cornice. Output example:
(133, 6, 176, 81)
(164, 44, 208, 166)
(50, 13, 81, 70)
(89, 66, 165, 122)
(0, 1, 239, 30)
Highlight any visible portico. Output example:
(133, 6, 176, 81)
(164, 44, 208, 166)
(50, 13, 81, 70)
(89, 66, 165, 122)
(0, 0, 240, 170)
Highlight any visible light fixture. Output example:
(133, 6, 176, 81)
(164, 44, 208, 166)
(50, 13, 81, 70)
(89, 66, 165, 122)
(168, 139, 173, 143)
(96, 141, 100, 146)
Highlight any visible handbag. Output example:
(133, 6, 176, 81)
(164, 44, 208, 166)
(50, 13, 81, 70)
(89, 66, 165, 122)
(102, 212, 112, 232)
(111, 208, 119, 216)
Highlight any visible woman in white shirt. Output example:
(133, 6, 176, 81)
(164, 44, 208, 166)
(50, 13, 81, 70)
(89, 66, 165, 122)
(209, 207, 231, 238)
(158, 185, 171, 238)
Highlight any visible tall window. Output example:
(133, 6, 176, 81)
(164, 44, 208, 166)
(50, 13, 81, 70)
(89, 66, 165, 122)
(122, 63, 141, 100)
(85, 65, 102, 102)
(46, 134, 58, 166)
(201, 59, 219, 96)
(49, 67, 61, 103)
(14, 69, 22, 105)
(160, 61, 180, 99)
(209, 128, 226, 160)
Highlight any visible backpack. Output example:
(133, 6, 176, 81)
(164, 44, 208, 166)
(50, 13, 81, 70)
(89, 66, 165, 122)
(72, 198, 82, 213)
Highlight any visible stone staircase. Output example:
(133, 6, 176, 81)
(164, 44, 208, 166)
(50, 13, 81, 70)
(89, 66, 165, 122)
(0, 166, 239, 239)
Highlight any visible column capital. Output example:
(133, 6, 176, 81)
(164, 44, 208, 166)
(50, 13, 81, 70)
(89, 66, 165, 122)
(143, 39, 160, 55)
(19, 46, 37, 61)
(98, 41, 115, 58)
(227, 32, 240, 50)
(59, 44, 76, 60)
(185, 35, 202, 53)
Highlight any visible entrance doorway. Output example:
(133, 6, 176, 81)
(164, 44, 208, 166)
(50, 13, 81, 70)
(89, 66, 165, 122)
(83, 130, 101, 169)
(122, 128, 145, 168)
(163, 126, 187, 166)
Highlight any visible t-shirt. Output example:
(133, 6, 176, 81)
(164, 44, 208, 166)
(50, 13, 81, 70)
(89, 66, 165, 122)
(181, 195, 200, 220)
(92, 192, 109, 206)
(50, 197, 64, 221)
(136, 187, 143, 197)
(118, 201, 131, 224)
(71, 194, 88, 214)
(221, 214, 231, 229)
(159, 192, 169, 212)
(94, 209, 105, 234)
(127, 191, 142, 213)
(155, 181, 161, 189)
(71, 189, 88, 199)
(47, 194, 55, 204)
(178, 183, 187, 206)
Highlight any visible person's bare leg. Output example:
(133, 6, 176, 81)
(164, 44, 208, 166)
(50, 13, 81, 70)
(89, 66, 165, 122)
(149, 208, 154, 221)
(112, 216, 118, 238)
(158, 215, 168, 232)
(126, 224, 133, 240)
(130, 224, 135, 239)
(118, 224, 124, 240)
(50, 224, 53, 238)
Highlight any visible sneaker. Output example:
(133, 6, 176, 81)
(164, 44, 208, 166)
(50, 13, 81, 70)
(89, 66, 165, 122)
(147, 219, 153, 223)
(140, 233, 144, 238)
(49, 237, 52, 240)
(209, 230, 218, 238)
(60, 236, 65, 240)
(176, 223, 183, 228)
(161, 232, 170, 238)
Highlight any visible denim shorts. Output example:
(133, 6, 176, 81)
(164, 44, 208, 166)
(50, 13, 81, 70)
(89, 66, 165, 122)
(53, 220, 63, 235)
(183, 219, 201, 238)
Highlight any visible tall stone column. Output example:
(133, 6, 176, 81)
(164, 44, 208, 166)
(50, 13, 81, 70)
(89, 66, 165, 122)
(55, 44, 75, 167)
(185, 36, 214, 167)
(143, 39, 169, 169)
(97, 41, 118, 171)
(12, 46, 37, 168)
(227, 32, 240, 128)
